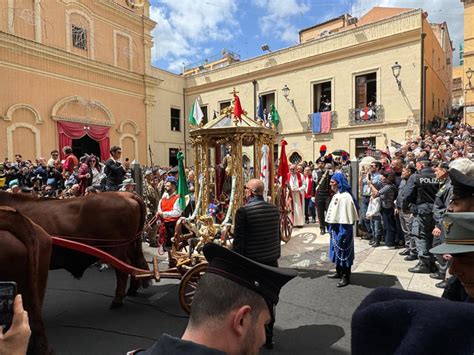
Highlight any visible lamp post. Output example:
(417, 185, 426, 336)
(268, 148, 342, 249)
(391, 61, 402, 90)
(282, 85, 294, 107)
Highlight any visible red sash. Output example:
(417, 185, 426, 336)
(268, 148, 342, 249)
(305, 176, 313, 198)
(161, 194, 180, 223)
(287, 172, 303, 205)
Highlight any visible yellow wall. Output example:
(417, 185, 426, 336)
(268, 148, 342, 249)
(299, 17, 346, 43)
(453, 65, 464, 106)
(181, 10, 424, 162)
(423, 18, 453, 126)
(149, 68, 187, 166)
(0, 0, 157, 163)
(463, 0, 474, 124)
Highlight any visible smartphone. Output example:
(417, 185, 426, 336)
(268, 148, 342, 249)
(0, 281, 17, 333)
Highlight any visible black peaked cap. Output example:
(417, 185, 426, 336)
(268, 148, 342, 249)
(203, 243, 297, 315)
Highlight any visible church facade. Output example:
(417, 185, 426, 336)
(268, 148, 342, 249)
(0, 0, 158, 163)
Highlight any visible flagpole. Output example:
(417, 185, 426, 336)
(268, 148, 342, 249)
(183, 87, 187, 167)
(252, 80, 257, 119)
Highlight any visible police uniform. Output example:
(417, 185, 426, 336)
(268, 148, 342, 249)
(130, 244, 298, 355)
(402, 159, 439, 272)
(431, 212, 474, 302)
(314, 157, 332, 234)
(431, 164, 452, 281)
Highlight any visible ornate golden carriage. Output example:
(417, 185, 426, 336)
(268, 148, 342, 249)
(189, 110, 277, 224)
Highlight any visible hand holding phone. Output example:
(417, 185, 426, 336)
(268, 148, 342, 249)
(0, 293, 31, 355)
(0, 282, 16, 333)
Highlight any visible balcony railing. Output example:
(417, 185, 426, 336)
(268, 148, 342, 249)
(306, 111, 338, 132)
(349, 104, 384, 125)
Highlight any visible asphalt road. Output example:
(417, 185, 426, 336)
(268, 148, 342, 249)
(44, 265, 401, 355)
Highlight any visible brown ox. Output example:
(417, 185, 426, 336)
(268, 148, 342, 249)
(0, 207, 52, 355)
(0, 191, 149, 308)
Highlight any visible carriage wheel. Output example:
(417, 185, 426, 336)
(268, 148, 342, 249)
(178, 262, 208, 314)
(280, 208, 293, 243)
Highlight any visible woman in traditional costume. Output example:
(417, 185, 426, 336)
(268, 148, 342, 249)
(325, 172, 358, 287)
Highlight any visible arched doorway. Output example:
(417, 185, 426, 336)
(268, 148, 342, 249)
(72, 134, 101, 160)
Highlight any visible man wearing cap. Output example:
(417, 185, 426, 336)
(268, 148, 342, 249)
(431, 213, 474, 301)
(434, 160, 474, 301)
(129, 244, 297, 355)
(233, 178, 281, 348)
(430, 162, 452, 288)
(157, 176, 182, 255)
(120, 178, 136, 193)
(402, 157, 439, 274)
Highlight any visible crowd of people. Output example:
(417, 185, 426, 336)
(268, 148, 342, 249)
(285, 120, 472, 290)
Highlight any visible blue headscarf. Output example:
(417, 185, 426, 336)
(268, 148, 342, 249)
(331, 172, 359, 210)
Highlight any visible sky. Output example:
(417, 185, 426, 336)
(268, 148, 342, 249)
(149, 0, 465, 74)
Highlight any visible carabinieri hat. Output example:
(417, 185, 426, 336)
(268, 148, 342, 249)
(203, 243, 297, 318)
(449, 168, 474, 198)
(430, 212, 474, 255)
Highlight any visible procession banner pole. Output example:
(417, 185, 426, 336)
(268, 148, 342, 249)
(350, 156, 359, 235)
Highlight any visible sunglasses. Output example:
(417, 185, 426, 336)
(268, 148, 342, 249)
(90, 160, 96, 162)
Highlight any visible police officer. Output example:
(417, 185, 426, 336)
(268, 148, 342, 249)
(402, 156, 439, 273)
(430, 162, 452, 287)
(129, 244, 297, 354)
(314, 158, 333, 235)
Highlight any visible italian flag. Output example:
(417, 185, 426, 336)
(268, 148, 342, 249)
(189, 99, 204, 126)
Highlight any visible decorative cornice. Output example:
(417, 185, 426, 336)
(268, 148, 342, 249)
(0, 31, 146, 86)
(51, 115, 113, 127)
(5, 103, 43, 124)
(185, 29, 420, 95)
(116, 119, 141, 135)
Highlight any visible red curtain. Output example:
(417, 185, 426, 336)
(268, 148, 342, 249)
(58, 121, 110, 161)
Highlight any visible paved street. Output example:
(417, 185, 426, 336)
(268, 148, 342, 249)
(44, 224, 442, 354)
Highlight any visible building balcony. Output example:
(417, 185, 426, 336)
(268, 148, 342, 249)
(348, 105, 385, 125)
(306, 111, 338, 132)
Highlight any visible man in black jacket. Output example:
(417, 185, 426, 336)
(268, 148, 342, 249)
(402, 157, 439, 273)
(232, 178, 281, 348)
(104, 146, 125, 191)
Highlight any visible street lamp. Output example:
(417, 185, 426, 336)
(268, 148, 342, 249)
(391, 61, 402, 90)
(467, 67, 473, 88)
(282, 85, 294, 106)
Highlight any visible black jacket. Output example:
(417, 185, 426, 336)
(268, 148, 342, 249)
(104, 158, 125, 187)
(232, 196, 280, 265)
(402, 168, 439, 214)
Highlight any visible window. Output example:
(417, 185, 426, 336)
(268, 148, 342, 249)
(170, 108, 180, 132)
(169, 148, 179, 167)
(355, 137, 376, 158)
(220, 101, 231, 112)
(260, 92, 275, 111)
(200, 105, 208, 125)
(72, 25, 87, 50)
(438, 98, 440, 115)
(355, 72, 376, 109)
(258, 92, 275, 120)
(432, 93, 435, 110)
(289, 152, 302, 164)
(313, 81, 332, 112)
